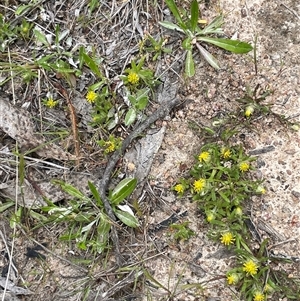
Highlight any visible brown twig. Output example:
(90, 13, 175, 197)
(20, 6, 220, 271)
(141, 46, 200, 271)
(51, 81, 80, 166)
(98, 96, 180, 265)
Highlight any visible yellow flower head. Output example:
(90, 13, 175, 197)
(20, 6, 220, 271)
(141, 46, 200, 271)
(193, 178, 206, 193)
(243, 260, 258, 276)
(206, 213, 214, 223)
(235, 207, 243, 216)
(253, 291, 265, 301)
(227, 273, 239, 285)
(127, 72, 139, 84)
(239, 162, 250, 172)
(220, 232, 235, 246)
(174, 184, 184, 194)
(86, 91, 97, 103)
(221, 147, 231, 159)
(245, 105, 255, 117)
(104, 141, 116, 153)
(45, 98, 58, 108)
(198, 151, 211, 163)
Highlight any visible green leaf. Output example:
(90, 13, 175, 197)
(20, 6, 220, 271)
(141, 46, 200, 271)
(89, 80, 105, 91)
(164, 0, 185, 27)
(219, 191, 230, 203)
(114, 209, 139, 228)
(190, 0, 199, 32)
(136, 96, 148, 110)
(15, 4, 33, 15)
(79, 47, 103, 78)
(0, 201, 14, 213)
(182, 37, 192, 50)
(200, 15, 224, 35)
(88, 181, 103, 207)
(110, 178, 137, 205)
(33, 29, 49, 47)
(196, 43, 220, 69)
(28, 210, 48, 222)
(124, 108, 137, 126)
(96, 215, 111, 253)
(81, 219, 97, 233)
(135, 88, 149, 110)
(197, 37, 253, 54)
(52, 180, 88, 200)
(158, 21, 185, 33)
(185, 50, 195, 77)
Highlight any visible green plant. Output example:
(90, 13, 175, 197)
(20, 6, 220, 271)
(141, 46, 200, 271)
(174, 141, 300, 300)
(121, 57, 158, 90)
(86, 83, 117, 129)
(170, 221, 195, 241)
(141, 34, 172, 61)
(29, 178, 139, 254)
(97, 135, 122, 154)
(124, 88, 150, 126)
(159, 0, 253, 76)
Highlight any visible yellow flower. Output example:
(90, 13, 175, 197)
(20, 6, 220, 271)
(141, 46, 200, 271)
(45, 98, 58, 108)
(227, 273, 239, 285)
(245, 105, 254, 117)
(239, 162, 250, 172)
(220, 232, 235, 246)
(235, 207, 243, 216)
(193, 178, 206, 193)
(127, 72, 139, 84)
(104, 141, 116, 153)
(221, 147, 231, 159)
(198, 151, 211, 163)
(86, 91, 97, 103)
(206, 212, 214, 222)
(243, 260, 258, 276)
(253, 291, 265, 301)
(174, 184, 184, 194)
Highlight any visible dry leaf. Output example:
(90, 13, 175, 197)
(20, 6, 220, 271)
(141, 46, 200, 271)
(0, 96, 75, 160)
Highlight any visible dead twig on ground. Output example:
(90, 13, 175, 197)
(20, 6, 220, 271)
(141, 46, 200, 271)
(98, 96, 180, 265)
(51, 81, 81, 166)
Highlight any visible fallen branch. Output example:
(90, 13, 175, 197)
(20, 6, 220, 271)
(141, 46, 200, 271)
(98, 96, 180, 265)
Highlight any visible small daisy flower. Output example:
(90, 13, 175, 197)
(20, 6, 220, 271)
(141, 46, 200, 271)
(245, 105, 255, 117)
(239, 162, 250, 172)
(198, 151, 211, 163)
(44, 98, 58, 108)
(104, 141, 116, 153)
(127, 72, 139, 84)
(243, 260, 258, 276)
(227, 273, 239, 285)
(193, 178, 206, 193)
(206, 212, 214, 223)
(253, 291, 265, 301)
(86, 91, 97, 103)
(235, 207, 243, 216)
(220, 232, 235, 246)
(221, 147, 231, 159)
(174, 184, 184, 194)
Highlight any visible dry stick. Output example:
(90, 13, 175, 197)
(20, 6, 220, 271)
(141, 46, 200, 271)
(51, 81, 80, 166)
(98, 97, 180, 265)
